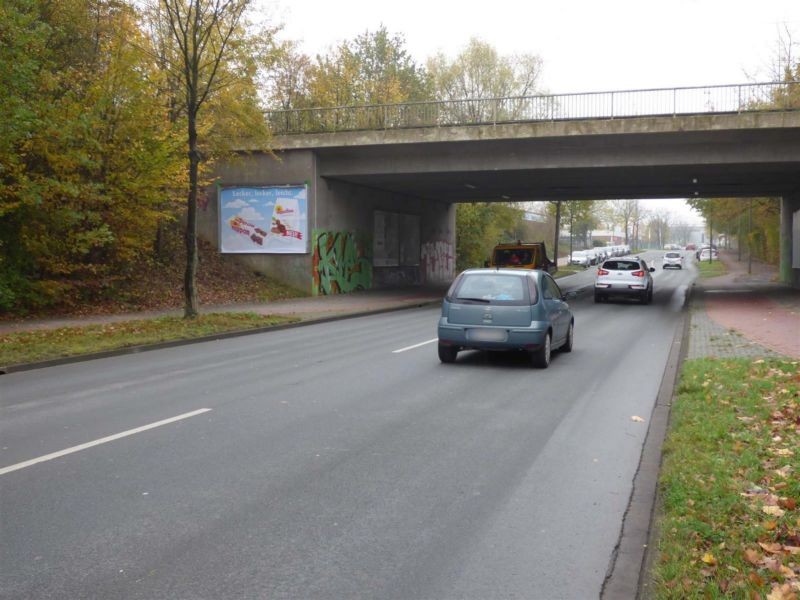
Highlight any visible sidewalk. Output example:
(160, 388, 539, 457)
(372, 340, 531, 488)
(687, 251, 800, 359)
(0, 287, 448, 335)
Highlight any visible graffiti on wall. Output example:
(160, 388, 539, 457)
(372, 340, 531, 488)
(312, 230, 373, 295)
(421, 240, 455, 284)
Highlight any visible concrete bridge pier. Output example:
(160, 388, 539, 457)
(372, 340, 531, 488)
(781, 194, 800, 287)
(201, 150, 457, 296)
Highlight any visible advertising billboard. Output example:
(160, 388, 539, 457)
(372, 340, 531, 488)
(220, 186, 307, 254)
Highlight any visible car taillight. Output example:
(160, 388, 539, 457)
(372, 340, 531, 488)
(632, 270, 644, 277)
(597, 268, 609, 276)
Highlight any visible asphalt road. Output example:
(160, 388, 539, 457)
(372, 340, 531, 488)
(1, 252, 694, 599)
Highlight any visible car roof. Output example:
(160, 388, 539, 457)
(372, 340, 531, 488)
(462, 268, 542, 277)
(492, 243, 544, 249)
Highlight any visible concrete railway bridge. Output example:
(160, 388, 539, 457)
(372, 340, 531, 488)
(200, 81, 800, 294)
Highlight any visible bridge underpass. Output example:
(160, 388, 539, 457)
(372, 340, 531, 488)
(203, 84, 800, 292)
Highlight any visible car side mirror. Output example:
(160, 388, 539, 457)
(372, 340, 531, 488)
(649, 267, 655, 272)
(563, 291, 578, 301)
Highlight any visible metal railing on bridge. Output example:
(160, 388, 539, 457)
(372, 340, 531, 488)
(265, 81, 800, 135)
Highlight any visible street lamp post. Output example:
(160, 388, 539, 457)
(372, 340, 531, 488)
(708, 216, 713, 263)
(747, 199, 753, 274)
(569, 205, 574, 266)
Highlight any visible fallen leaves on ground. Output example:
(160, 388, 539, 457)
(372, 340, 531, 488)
(655, 359, 800, 598)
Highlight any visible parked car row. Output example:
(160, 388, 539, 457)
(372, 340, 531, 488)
(569, 245, 631, 267)
(693, 244, 718, 260)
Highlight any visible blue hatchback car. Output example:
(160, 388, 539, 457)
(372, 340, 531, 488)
(437, 269, 575, 368)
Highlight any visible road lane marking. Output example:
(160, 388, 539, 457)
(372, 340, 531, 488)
(0, 408, 212, 476)
(392, 338, 438, 353)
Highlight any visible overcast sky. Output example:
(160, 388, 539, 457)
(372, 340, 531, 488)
(260, 0, 800, 225)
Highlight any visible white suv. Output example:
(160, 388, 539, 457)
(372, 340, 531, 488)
(663, 252, 684, 269)
(594, 257, 655, 304)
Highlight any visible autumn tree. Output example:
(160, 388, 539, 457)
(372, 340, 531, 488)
(564, 201, 597, 254)
(262, 39, 312, 110)
(303, 26, 430, 107)
(687, 197, 781, 263)
(160, 0, 257, 318)
(456, 203, 523, 271)
(427, 38, 544, 122)
(646, 210, 671, 249)
(0, 0, 184, 312)
(544, 200, 598, 260)
(605, 199, 640, 246)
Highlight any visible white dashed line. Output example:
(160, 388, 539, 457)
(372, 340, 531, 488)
(0, 408, 212, 476)
(392, 338, 438, 353)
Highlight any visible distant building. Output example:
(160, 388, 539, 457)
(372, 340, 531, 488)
(591, 230, 624, 245)
(524, 211, 547, 223)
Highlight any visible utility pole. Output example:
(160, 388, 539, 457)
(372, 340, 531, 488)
(569, 204, 574, 264)
(552, 200, 561, 269)
(708, 216, 713, 263)
(747, 199, 753, 274)
(737, 210, 743, 262)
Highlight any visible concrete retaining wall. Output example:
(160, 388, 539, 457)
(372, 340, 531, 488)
(781, 194, 800, 288)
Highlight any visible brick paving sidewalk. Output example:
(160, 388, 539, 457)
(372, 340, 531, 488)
(687, 251, 800, 360)
(0, 287, 447, 335)
(687, 293, 787, 359)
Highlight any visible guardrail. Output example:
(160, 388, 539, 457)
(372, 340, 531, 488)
(265, 81, 800, 134)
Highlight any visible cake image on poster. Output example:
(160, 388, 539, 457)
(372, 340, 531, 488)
(220, 186, 307, 254)
(268, 198, 303, 246)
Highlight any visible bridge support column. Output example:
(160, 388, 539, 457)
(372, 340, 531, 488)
(780, 194, 800, 288)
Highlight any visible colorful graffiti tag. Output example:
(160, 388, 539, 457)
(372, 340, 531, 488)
(421, 240, 455, 284)
(312, 230, 373, 295)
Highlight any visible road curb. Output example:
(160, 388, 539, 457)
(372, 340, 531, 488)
(601, 284, 692, 599)
(0, 301, 439, 375)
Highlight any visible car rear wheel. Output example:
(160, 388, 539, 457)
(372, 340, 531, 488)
(561, 322, 574, 353)
(438, 343, 458, 363)
(531, 332, 551, 368)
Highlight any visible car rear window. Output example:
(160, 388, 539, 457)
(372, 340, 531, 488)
(665, 252, 680, 258)
(602, 260, 640, 271)
(451, 274, 529, 305)
(493, 249, 533, 266)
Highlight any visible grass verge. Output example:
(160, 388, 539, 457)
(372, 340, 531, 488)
(554, 267, 583, 279)
(651, 358, 800, 599)
(0, 313, 299, 366)
(696, 259, 727, 279)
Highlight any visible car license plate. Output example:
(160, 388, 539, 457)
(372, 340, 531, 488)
(467, 328, 508, 342)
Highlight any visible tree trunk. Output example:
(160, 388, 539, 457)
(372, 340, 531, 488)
(184, 110, 199, 318)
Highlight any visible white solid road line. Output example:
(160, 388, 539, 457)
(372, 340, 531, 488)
(0, 408, 212, 476)
(392, 338, 439, 354)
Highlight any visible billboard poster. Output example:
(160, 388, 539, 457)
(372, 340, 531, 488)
(219, 186, 307, 254)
